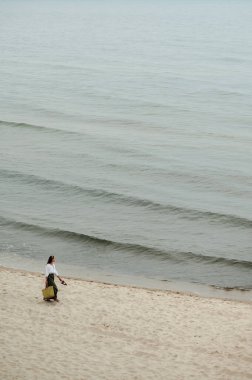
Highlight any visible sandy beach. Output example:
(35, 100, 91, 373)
(0, 266, 252, 380)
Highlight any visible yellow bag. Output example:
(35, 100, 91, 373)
(42, 286, 55, 299)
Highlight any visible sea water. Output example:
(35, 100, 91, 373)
(0, 0, 252, 296)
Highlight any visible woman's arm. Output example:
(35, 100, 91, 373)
(57, 275, 67, 285)
(53, 265, 67, 284)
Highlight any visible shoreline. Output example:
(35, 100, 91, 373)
(1, 264, 251, 305)
(1, 265, 252, 380)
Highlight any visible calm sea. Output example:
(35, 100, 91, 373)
(0, 0, 252, 297)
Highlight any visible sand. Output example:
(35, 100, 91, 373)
(0, 266, 252, 380)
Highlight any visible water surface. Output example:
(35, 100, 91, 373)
(0, 0, 252, 296)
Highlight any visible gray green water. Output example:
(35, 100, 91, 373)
(0, 0, 252, 296)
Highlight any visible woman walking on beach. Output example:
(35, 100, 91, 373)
(45, 256, 66, 302)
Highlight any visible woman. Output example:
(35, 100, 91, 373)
(45, 256, 66, 302)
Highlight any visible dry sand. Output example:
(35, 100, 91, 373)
(0, 266, 252, 380)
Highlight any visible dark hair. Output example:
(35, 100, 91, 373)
(47, 256, 55, 264)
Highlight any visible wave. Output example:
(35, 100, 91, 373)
(0, 119, 81, 137)
(0, 119, 151, 159)
(1, 168, 252, 229)
(1, 215, 252, 270)
(210, 284, 252, 291)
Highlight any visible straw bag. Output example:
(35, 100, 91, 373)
(42, 286, 54, 299)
